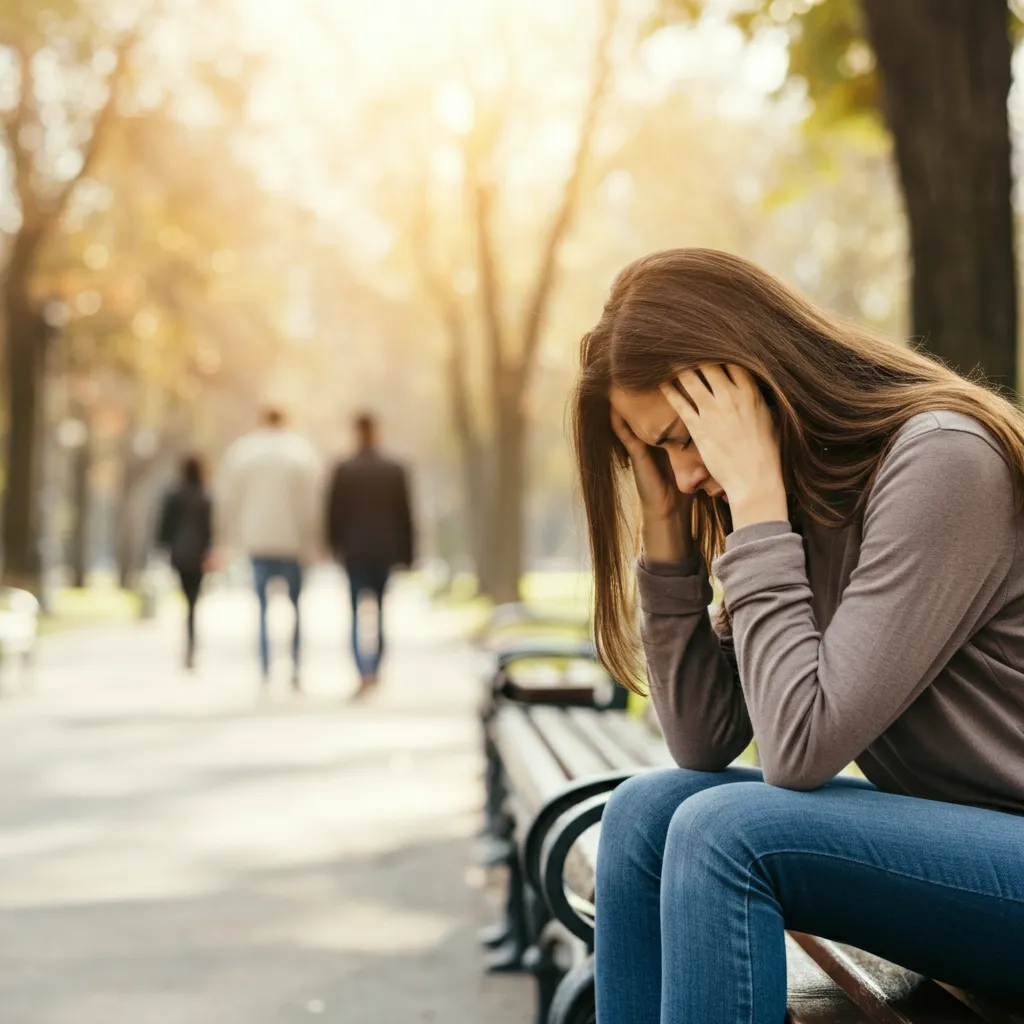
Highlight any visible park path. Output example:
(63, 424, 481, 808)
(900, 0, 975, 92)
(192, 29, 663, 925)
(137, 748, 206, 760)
(0, 569, 530, 1024)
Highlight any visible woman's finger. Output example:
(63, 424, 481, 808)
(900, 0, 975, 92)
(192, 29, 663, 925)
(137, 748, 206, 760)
(659, 381, 698, 423)
(678, 369, 711, 408)
(700, 363, 735, 397)
(726, 364, 759, 396)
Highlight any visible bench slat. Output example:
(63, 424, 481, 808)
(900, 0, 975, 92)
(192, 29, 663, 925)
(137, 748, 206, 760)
(786, 933, 877, 1023)
(565, 708, 654, 770)
(791, 934, 985, 1023)
(594, 711, 675, 767)
(529, 707, 611, 777)
(492, 707, 570, 815)
(938, 984, 1024, 1023)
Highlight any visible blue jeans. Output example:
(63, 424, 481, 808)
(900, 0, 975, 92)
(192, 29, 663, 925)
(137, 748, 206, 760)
(251, 557, 302, 677)
(595, 767, 1024, 1023)
(348, 565, 390, 676)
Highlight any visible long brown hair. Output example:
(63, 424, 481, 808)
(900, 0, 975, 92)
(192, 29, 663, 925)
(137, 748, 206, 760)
(571, 248, 1024, 692)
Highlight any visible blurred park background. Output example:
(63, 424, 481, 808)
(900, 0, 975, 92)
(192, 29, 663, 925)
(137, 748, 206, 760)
(2, 0, 1024, 1021)
(7, 0, 1022, 612)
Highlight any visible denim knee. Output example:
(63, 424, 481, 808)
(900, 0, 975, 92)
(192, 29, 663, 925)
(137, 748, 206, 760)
(663, 782, 778, 891)
(598, 769, 735, 887)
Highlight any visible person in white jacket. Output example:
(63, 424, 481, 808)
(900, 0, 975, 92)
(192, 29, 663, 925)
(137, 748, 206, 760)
(216, 407, 322, 690)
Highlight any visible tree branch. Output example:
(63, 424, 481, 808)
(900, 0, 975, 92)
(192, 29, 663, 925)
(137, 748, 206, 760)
(517, 0, 618, 387)
(410, 187, 483, 447)
(45, 26, 139, 235)
(5, 42, 42, 236)
(469, 171, 508, 407)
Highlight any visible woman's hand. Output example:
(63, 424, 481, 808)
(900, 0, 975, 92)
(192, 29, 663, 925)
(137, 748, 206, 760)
(659, 365, 787, 531)
(611, 408, 693, 562)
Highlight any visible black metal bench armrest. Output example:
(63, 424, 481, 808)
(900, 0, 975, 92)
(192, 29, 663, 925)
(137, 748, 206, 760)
(522, 771, 638, 894)
(539, 791, 611, 945)
(486, 637, 628, 710)
(495, 680, 604, 706)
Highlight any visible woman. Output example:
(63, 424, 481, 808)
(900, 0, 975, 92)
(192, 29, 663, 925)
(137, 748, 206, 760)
(570, 248, 1024, 1023)
(157, 454, 213, 670)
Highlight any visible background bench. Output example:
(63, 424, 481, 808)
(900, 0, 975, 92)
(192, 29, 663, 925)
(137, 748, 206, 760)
(476, 605, 628, 847)
(486, 702, 668, 1017)
(0, 587, 38, 695)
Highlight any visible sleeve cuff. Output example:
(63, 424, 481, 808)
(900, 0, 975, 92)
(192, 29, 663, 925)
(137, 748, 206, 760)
(636, 554, 713, 615)
(712, 523, 806, 608)
(724, 520, 792, 552)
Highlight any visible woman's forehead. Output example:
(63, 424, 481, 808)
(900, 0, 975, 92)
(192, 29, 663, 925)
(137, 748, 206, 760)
(609, 386, 679, 444)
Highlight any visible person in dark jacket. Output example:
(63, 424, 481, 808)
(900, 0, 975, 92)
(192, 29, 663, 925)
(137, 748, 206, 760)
(326, 413, 414, 698)
(157, 454, 213, 670)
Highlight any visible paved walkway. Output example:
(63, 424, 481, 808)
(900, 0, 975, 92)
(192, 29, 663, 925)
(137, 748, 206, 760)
(0, 569, 530, 1023)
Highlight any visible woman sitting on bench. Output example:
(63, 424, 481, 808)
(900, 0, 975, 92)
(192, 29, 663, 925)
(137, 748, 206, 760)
(570, 248, 1024, 1023)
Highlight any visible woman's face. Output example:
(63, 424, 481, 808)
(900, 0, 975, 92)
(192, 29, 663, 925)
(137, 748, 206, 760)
(609, 386, 725, 499)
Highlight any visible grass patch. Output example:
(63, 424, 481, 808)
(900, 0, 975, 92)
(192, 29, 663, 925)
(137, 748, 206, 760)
(520, 571, 592, 614)
(38, 587, 141, 636)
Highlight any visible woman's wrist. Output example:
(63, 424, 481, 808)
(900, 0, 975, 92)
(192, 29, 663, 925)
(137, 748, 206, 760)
(641, 507, 693, 564)
(728, 481, 789, 531)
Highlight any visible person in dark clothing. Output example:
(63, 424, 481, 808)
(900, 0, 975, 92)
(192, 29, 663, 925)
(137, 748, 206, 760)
(326, 413, 414, 698)
(157, 454, 213, 670)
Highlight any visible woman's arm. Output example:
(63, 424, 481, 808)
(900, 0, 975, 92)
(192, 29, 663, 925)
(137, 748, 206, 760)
(714, 419, 1016, 790)
(640, 554, 753, 771)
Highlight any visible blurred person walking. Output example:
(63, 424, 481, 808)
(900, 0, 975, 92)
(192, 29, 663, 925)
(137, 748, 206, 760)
(156, 454, 213, 671)
(326, 412, 414, 699)
(216, 407, 322, 692)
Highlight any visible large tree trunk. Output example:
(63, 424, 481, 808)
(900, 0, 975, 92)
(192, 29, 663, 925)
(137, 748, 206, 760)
(489, 398, 526, 605)
(1, 233, 48, 592)
(441, 296, 499, 595)
(862, 0, 1017, 389)
(463, 437, 497, 597)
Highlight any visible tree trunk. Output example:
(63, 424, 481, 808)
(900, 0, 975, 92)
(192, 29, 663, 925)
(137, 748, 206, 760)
(489, 397, 526, 605)
(115, 470, 141, 591)
(862, 0, 1017, 389)
(466, 449, 497, 597)
(441, 297, 499, 596)
(68, 416, 93, 589)
(115, 445, 143, 592)
(1, 235, 48, 593)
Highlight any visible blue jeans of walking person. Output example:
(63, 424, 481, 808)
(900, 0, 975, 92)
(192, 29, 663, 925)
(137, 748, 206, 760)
(348, 564, 390, 677)
(251, 557, 302, 682)
(595, 767, 1024, 1023)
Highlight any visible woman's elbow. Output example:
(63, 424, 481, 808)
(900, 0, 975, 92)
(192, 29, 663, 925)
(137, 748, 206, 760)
(759, 749, 835, 791)
(666, 733, 750, 774)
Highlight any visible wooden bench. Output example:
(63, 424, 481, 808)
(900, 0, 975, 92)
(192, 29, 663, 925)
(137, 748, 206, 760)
(485, 703, 670, 1014)
(477, 609, 628, 848)
(491, 703, 1024, 1024)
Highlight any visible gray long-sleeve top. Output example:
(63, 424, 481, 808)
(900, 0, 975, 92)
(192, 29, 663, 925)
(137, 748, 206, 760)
(639, 411, 1024, 813)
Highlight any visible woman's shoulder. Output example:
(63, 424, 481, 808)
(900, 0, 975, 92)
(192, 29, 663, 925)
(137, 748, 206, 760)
(875, 410, 1013, 509)
(896, 409, 1000, 442)
(888, 410, 1007, 467)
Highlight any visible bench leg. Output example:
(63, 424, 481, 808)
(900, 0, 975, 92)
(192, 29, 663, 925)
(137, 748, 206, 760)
(479, 765, 517, 950)
(478, 917, 513, 949)
(524, 920, 567, 1024)
(547, 957, 596, 1024)
(482, 725, 506, 837)
(485, 845, 531, 973)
